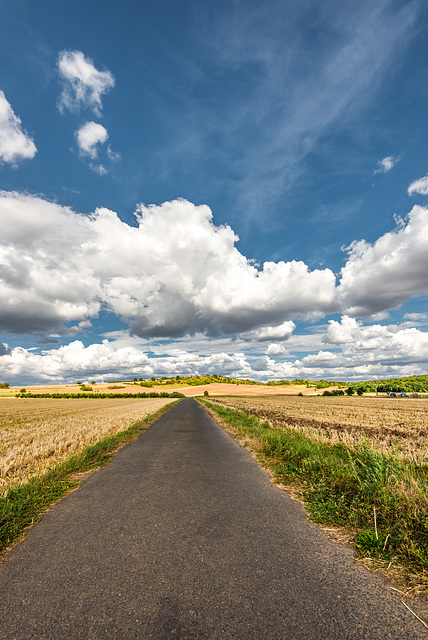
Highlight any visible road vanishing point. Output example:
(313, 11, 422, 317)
(0, 398, 427, 639)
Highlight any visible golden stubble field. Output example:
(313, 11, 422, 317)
(0, 381, 319, 397)
(208, 395, 428, 461)
(0, 397, 175, 494)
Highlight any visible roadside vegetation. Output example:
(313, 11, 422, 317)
(0, 398, 178, 553)
(200, 396, 428, 593)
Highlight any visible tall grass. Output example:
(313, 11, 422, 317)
(201, 400, 428, 587)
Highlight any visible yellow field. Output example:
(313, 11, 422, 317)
(208, 395, 428, 461)
(0, 397, 174, 494)
(0, 381, 319, 397)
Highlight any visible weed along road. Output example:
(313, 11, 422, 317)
(0, 399, 426, 639)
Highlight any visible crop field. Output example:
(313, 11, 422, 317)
(202, 395, 428, 590)
(0, 397, 175, 494)
(208, 395, 428, 461)
(0, 381, 318, 397)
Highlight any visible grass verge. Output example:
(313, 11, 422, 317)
(0, 401, 179, 554)
(200, 399, 428, 592)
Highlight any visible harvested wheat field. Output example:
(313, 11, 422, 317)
(2, 381, 320, 397)
(209, 395, 428, 461)
(176, 382, 318, 396)
(0, 397, 175, 494)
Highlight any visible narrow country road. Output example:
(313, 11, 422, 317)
(0, 398, 426, 639)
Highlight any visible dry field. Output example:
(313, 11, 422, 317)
(0, 397, 174, 494)
(175, 383, 317, 396)
(208, 395, 428, 461)
(0, 382, 164, 396)
(1, 382, 320, 397)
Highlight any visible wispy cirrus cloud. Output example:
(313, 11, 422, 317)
(159, 0, 419, 217)
(0, 91, 37, 166)
(374, 156, 399, 174)
(57, 50, 115, 115)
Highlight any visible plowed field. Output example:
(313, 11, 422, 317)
(208, 395, 428, 461)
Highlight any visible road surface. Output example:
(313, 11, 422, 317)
(0, 398, 426, 639)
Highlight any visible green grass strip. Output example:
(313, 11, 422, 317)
(200, 399, 428, 582)
(0, 401, 180, 553)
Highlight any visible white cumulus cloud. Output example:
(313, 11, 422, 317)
(76, 122, 108, 158)
(0, 339, 257, 385)
(337, 205, 428, 317)
(57, 50, 115, 115)
(320, 316, 428, 373)
(2, 320, 428, 385)
(2, 191, 428, 351)
(0, 91, 37, 165)
(0, 191, 336, 338)
(241, 321, 296, 342)
(408, 175, 428, 196)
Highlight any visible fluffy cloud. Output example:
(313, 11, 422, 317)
(1, 318, 428, 384)
(266, 343, 289, 356)
(323, 315, 363, 345)
(0, 192, 101, 333)
(0, 91, 37, 165)
(0, 339, 256, 384)
(76, 121, 108, 158)
(0, 192, 337, 338)
(374, 156, 398, 174)
(240, 321, 296, 342)
(408, 175, 428, 196)
(337, 205, 428, 317)
(319, 316, 428, 373)
(57, 51, 115, 115)
(1, 191, 428, 347)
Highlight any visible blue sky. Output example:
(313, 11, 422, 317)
(1, 0, 428, 384)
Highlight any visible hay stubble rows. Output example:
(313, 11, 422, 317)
(0, 397, 175, 494)
(208, 394, 428, 461)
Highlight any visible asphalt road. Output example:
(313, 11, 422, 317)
(0, 398, 426, 639)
